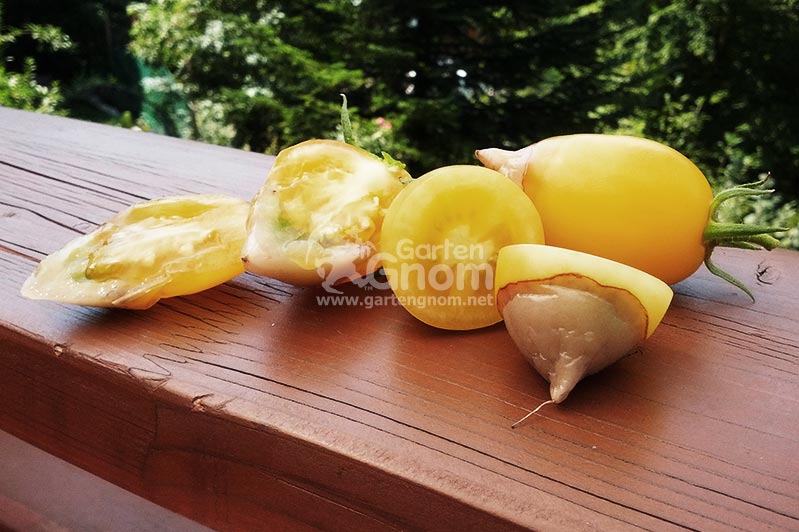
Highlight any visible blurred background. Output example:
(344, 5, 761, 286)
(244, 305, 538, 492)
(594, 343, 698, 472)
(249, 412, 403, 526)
(1, 0, 797, 246)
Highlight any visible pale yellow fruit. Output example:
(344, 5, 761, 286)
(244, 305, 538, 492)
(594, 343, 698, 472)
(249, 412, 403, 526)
(495, 244, 673, 403)
(243, 139, 410, 285)
(478, 134, 785, 301)
(380, 165, 545, 331)
(477, 134, 712, 285)
(21, 194, 249, 309)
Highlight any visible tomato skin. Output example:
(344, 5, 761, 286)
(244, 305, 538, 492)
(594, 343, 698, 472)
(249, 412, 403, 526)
(380, 165, 545, 330)
(482, 134, 713, 285)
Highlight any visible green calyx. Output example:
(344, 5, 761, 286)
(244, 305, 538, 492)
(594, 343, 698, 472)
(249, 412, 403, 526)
(339, 93, 407, 175)
(340, 93, 356, 146)
(702, 177, 787, 301)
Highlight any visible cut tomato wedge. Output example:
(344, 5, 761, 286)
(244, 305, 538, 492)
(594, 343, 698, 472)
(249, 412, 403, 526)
(21, 194, 250, 309)
(379, 165, 545, 330)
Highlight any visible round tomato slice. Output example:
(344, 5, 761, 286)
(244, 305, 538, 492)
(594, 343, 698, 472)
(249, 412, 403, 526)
(379, 165, 545, 330)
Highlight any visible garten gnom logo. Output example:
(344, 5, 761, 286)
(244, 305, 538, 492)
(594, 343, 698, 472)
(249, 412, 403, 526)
(316, 238, 496, 309)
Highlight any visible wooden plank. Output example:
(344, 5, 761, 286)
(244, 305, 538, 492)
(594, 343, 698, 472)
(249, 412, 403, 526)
(0, 429, 214, 532)
(1, 106, 798, 531)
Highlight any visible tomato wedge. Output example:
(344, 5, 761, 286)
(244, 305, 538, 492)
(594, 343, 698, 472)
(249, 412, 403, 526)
(496, 244, 673, 403)
(21, 194, 249, 309)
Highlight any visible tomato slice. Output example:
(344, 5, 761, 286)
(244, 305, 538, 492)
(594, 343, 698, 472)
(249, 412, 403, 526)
(379, 165, 545, 330)
(243, 139, 410, 285)
(21, 194, 249, 309)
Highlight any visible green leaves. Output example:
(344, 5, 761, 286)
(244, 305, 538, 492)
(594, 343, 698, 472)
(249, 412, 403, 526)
(4, 0, 794, 247)
(129, 1, 365, 153)
(25, 24, 73, 51)
(0, 15, 71, 113)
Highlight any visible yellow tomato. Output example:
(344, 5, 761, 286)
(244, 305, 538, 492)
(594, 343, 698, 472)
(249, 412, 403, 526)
(478, 134, 712, 285)
(380, 165, 545, 330)
(21, 194, 250, 309)
(243, 139, 410, 285)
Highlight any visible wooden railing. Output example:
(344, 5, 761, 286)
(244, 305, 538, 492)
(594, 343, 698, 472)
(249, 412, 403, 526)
(1, 106, 797, 531)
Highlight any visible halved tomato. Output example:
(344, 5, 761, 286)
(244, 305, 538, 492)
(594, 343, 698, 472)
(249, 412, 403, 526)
(379, 165, 545, 330)
(242, 139, 410, 285)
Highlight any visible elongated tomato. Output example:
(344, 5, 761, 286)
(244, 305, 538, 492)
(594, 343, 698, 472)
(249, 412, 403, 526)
(478, 135, 711, 284)
(477, 134, 784, 298)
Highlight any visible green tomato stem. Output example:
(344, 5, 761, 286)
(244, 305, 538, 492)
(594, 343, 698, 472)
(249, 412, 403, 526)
(339, 94, 408, 177)
(340, 93, 356, 146)
(703, 248, 755, 302)
(702, 177, 788, 301)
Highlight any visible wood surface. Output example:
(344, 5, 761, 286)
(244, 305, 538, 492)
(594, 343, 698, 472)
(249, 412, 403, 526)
(1, 106, 797, 531)
(0, 428, 215, 532)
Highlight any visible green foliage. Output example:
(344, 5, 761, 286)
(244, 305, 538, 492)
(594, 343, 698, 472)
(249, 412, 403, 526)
(126, 1, 612, 172)
(0, 7, 69, 112)
(591, 0, 799, 247)
(0, 59, 63, 113)
(128, 0, 366, 152)
(2, 0, 142, 125)
(5, 0, 798, 246)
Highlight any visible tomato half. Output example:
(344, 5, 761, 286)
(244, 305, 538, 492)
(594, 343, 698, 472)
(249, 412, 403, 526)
(379, 165, 545, 330)
(243, 139, 410, 285)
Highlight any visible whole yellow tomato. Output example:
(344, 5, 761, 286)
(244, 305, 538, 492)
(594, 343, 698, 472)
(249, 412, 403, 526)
(478, 134, 784, 297)
(479, 134, 711, 284)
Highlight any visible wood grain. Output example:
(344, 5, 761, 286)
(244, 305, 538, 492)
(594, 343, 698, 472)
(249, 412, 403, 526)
(1, 106, 797, 531)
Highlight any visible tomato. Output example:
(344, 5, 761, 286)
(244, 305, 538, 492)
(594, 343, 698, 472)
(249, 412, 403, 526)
(243, 139, 410, 285)
(478, 134, 712, 284)
(21, 194, 250, 309)
(379, 165, 545, 330)
(477, 134, 784, 298)
(495, 244, 673, 404)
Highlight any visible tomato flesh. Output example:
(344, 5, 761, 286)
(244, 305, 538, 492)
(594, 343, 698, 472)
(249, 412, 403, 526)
(21, 194, 250, 309)
(380, 165, 545, 330)
(243, 139, 409, 285)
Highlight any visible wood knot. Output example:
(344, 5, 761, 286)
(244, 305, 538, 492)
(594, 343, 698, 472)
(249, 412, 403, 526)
(191, 393, 214, 412)
(756, 261, 780, 285)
